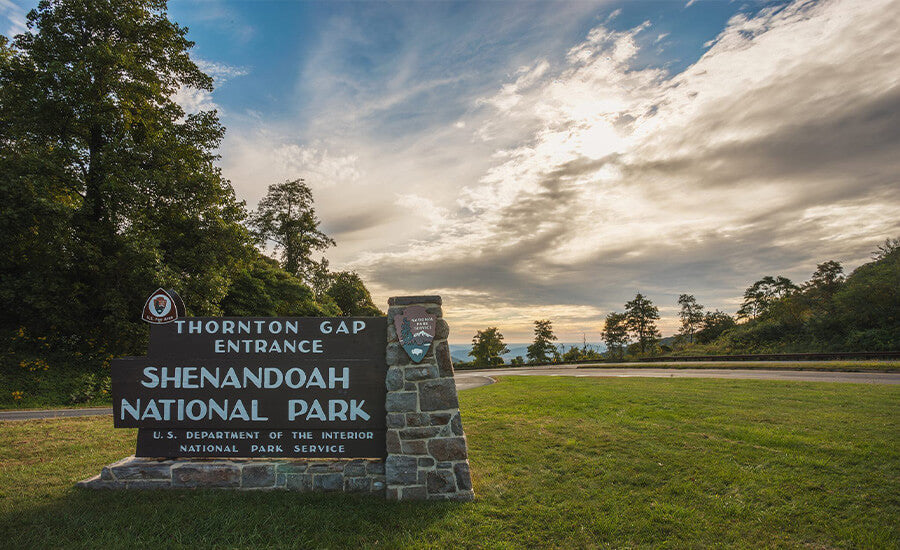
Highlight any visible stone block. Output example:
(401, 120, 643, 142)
(385, 455, 418, 485)
(454, 463, 472, 491)
(400, 485, 428, 500)
(399, 426, 441, 440)
(417, 457, 435, 468)
(427, 470, 457, 494)
(285, 474, 312, 491)
(367, 461, 386, 475)
(372, 480, 385, 492)
(386, 343, 410, 366)
(386, 366, 404, 391)
(451, 413, 464, 435)
(308, 461, 343, 473)
(275, 462, 308, 474)
(111, 461, 172, 480)
(435, 319, 450, 340)
(313, 473, 344, 491)
(388, 296, 442, 306)
(427, 437, 468, 461)
(100, 467, 115, 481)
(386, 430, 401, 453)
(385, 392, 417, 412)
(405, 412, 430, 427)
(343, 460, 367, 477)
(171, 463, 240, 488)
(404, 382, 417, 391)
(430, 412, 452, 426)
(386, 413, 405, 429)
(400, 440, 427, 455)
(345, 477, 371, 493)
(419, 378, 459, 411)
(404, 364, 437, 381)
(241, 464, 276, 488)
(386, 487, 400, 500)
(435, 341, 454, 377)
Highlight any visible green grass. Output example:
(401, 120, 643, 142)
(1, 377, 898, 549)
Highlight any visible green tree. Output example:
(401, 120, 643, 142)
(624, 293, 660, 355)
(737, 276, 799, 320)
(220, 254, 339, 317)
(469, 327, 509, 367)
(695, 310, 736, 344)
(248, 178, 335, 282)
(834, 243, 899, 350)
(0, 0, 250, 365)
(526, 320, 557, 363)
(677, 294, 704, 344)
(601, 312, 628, 360)
(326, 271, 383, 316)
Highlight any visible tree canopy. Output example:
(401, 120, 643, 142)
(248, 178, 334, 283)
(526, 319, 558, 363)
(624, 293, 660, 355)
(1, 0, 250, 364)
(469, 327, 509, 367)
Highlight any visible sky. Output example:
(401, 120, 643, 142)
(3, 0, 899, 343)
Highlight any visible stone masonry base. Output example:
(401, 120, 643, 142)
(77, 456, 386, 493)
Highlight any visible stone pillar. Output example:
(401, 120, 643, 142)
(384, 296, 474, 501)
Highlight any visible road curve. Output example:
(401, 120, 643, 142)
(2, 367, 896, 421)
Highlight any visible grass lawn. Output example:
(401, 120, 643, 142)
(1, 377, 897, 549)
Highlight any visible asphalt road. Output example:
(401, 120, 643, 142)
(456, 366, 900, 387)
(2, 367, 897, 421)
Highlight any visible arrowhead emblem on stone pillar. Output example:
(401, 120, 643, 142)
(394, 305, 436, 363)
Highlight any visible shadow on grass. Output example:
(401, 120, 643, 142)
(2, 486, 463, 548)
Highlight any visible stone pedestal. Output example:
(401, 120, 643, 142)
(384, 296, 474, 501)
(77, 456, 386, 492)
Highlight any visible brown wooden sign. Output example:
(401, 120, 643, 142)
(112, 316, 388, 459)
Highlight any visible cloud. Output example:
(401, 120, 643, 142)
(0, 0, 27, 36)
(350, 0, 900, 340)
(173, 58, 248, 114)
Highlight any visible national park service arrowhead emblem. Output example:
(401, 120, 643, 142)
(141, 288, 183, 324)
(394, 305, 436, 363)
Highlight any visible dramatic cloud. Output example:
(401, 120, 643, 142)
(354, 0, 900, 339)
(218, 0, 899, 341)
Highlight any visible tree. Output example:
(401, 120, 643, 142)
(248, 178, 335, 282)
(601, 312, 628, 360)
(526, 320, 557, 363)
(677, 294, 704, 344)
(695, 310, 736, 344)
(469, 327, 509, 367)
(0, 0, 251, 365)
(805, 261, 845, 294)
(834, 244, 899, 350)
(624, 293, 660, 355)
(737, 276, 799, 320)
(872, 237, 899, 261)
(326, 271, 383, 317)
(221, 254, 340, 317)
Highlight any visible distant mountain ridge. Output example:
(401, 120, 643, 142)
(448, 342, 607, 363)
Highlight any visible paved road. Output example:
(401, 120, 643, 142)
(0, 406, 115, 421)
(3, 367, 897, 421)
(455, 366, 900, 389)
